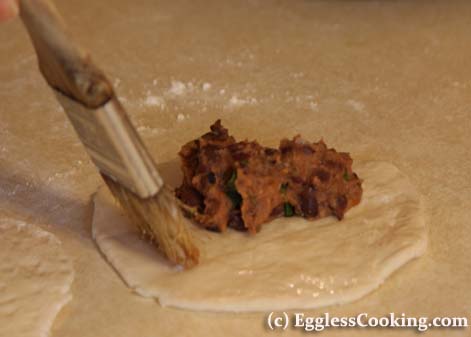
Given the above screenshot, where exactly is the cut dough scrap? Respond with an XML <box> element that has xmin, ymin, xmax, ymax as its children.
<box><xmin>92</xmin><ymin>161</ymin><xmax>427</xmax><ymax>312</ymax></box>
<box><xmin>0</xmin><ymin>219</ymin><xmax>75</xmax><ymax>337</ymax></box>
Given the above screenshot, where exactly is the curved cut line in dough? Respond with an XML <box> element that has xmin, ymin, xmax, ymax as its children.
<box><xmin>0</xmin><ymin>219</ymin><xmax>75</xmax><ymax>337</ymax></box>
<box><xmin>92</xmin><ymin>161</ymin><xmax>427</xmax><ymax>312</ymax></box>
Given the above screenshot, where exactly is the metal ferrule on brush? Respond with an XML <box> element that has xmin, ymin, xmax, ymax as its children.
<box><xmin>56</xmin><ymin>93</ymin><xmax>163</xmax><ymax>198</ymax></box>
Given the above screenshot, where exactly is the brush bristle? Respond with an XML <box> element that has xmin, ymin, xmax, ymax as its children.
<box><xmin>101</xmin><ymin>174</ymin><xmax>200</xmax><ymax>268</ymax></box>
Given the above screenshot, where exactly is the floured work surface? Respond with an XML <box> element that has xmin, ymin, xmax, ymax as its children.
<box><xmin>92</xmin><ymin>161</ymin><xmax>426</xmax><ymax>312</ymax></box>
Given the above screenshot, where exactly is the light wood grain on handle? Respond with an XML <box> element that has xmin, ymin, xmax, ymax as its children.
<box><xmin>19</xmin><ymin>0</ymin><xmax>113</xmax><ymax>108</ymax></box>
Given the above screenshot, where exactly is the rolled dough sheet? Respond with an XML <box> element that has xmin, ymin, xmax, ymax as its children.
<box><xmin>92</xmin><ymin>161</ymin><xmax>426</xmax><ymax>312</ymax></box>
<box><xmin>0</xmin><ymin>219</ymin><xmax>75</xmax><ymax>337</ymax></box>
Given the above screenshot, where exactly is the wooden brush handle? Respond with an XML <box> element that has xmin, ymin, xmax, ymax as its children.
<box><xmin>19</xmin><ymin>0</ymin><xmax>113</xmax><ymax>108</ymax></box>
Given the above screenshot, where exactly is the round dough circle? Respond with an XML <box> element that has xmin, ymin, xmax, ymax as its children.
<box><xmin>0</xmin><ymin>219</ymin><xmax>75</xmax><ymax>337</ymax></box>
<box><xmin>92</xmin><ymin>161</ymin><xmax>426</xmax><ymax>312</ymax></box>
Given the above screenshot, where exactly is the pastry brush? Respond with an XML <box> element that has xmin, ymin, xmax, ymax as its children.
<box><xmin>19</xmin><ymin>0</ymin><xmax>199</xmax><ymax>267</ymax></box>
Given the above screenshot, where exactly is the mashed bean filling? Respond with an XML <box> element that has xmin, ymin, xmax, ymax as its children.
<box><xmin>176</xmin><ymin>120</ymin><xmax>362</xmax><ymax>233</ymax></box>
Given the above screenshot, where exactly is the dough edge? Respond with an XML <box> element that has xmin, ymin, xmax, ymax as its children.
<box><xmin>0</xmin><ymin>219</ymin><xmax>75</xmax><ymax>337</ymax></box>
